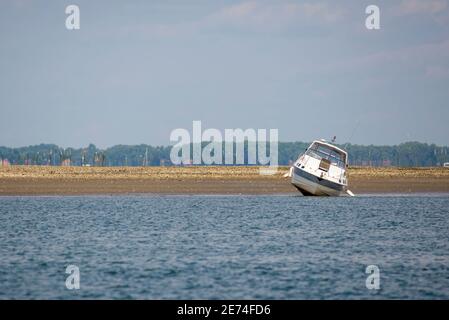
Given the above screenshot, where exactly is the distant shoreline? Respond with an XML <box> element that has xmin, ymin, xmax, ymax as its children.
<box><xmin>1</xmin><ymin>165</ymin><xmax>449</xmax><ymax>196</ymax></box>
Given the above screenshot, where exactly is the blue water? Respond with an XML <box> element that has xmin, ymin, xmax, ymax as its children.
<box><xmin>0</xmin><ymin>194</ymin><xmax>449</xmax><ymax>299</ymax></box>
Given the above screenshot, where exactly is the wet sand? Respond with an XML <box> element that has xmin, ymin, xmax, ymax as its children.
<box><xmin>1</xmin><ymin>165</ymin><xmax>448</xmax><ymax>195</ymax></box>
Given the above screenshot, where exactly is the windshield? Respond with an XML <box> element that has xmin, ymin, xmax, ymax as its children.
<box><xmin>305</xmin><ymin>143</ymin><xmax>346</xmax><ymax>168</ymax></box>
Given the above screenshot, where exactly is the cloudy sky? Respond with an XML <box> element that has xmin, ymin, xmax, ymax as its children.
<box><xmin>1</xmin><ymin>0</ymin><xmax>449</xmax><ymax>148</ymax></box>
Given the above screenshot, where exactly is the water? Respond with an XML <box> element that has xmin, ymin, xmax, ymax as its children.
<box><xmin>0</xmin><ymin>194</ymin><xmax>448</xmax><ymax>299</ymax></box>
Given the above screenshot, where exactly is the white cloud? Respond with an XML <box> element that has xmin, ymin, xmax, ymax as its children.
<box><xmin>321</xmin><ymin>39</ymin><xmax>449</xmax><ymax>83</ymax></box>
<box><xmin>206</xmin><ymin>1</ymin><xmax>346</xmax><ymax>28</ymax></box>
<box><xmin>394</xmin><ymin>0</ymin><xmax>448</xmax><ymax>15</ymax></box>
<box><xmin>3</xmin><ymin>0</ymin><xmax>35</xmax><ymax>9</ymax></box>
<box><xmin>218</xmin><ymin>1</ymin><xmax>259</xmax><ymax>20</ymax></box>
<box><xmin>120</xmin><ymin>1</ymin><xmax>347</xmax><ymax>39</ymax></box>
<box><xmin>425</xmin><ymin>65</ymin><xmax>449</xmax><ymax>78</ymax></box>
<box><xmin>301</xmin><ymin>3</ymin><xmax>345</xmax><ymax>22</ymax></box>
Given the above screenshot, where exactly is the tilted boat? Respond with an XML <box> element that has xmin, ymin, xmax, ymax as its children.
<box><xmin>288</xmin><ymin>139</ymin><xmax>354</xmax><ymax>196</ymax></box>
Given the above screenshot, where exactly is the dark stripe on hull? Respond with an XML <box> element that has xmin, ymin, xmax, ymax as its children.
<box><xmin>293</xmin><ymin>184</ymin><xmax>316</xmax><ymax>196</ymax></box>
<box><xmin>293</xmin><ymin>167</ymin><xmax>345</xmax><ymax>192</ymax></box>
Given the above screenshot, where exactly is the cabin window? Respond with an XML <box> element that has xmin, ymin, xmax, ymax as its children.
<box><xmin>306</xmin><ymin>143</ymin><xmax>346</xmax><ymax>168</ymax></box>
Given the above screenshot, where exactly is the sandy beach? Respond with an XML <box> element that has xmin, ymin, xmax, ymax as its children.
<box><xmin>0</xmin><ymin>165</ymin><xmax>448</xmax><ymax>195</ymax></box>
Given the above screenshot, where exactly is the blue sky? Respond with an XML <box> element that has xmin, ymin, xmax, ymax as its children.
<box><xmin>1</xmin><ymin>0</ymin><xmax>449</xmax><ymax>148</ymax></box>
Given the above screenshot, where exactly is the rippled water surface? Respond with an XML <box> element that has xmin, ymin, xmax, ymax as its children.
<box><xmin>1</xmin><ymin>194</ymin><xmax>448</xmax><ymax>299</ymax></box>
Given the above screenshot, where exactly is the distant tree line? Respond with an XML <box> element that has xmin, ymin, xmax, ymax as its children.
<box><xmin>0</xmin><ymin>141</ymin><xmax>448</xmax><ymax>167</ymax></box>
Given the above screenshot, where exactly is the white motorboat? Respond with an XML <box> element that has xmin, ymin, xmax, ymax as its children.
<box><xmin>289</xmin><ymin>139</ymin><xmax>354</xmax><ymax>196</ymax></box>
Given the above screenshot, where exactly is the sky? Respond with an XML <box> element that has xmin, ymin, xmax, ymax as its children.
<box><xmin>1</xmin><ymin>0</ymin><xmax>449</xmax><ymax>148</ymax></box>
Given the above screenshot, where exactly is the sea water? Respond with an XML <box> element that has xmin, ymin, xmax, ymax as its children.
<box><xmin>0</xmin><ymin>194</ymin><xmax>448</xmax><ymax>299</ymax></box>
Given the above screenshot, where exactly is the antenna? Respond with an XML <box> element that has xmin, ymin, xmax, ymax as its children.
<box><xmin>344</xmin><ymin>120</ymin><xmax>360</xmax><ymax>149</ymax></box>
<box><xmin>144</xmin><ymin>147</ymin><xmax>148</xmax><ymax>166</ymax></box>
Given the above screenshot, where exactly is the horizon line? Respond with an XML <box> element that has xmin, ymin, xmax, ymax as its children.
<box><xmin>1</xmin><ymin>140</ymin><xmax>449</xmax><ymax>150</ymax></box>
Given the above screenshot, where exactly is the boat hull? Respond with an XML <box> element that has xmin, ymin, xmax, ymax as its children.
<box><xmin>291</xmin><ymin>166</ymin><xmax>346</xmax><ymax>196</ymax></box>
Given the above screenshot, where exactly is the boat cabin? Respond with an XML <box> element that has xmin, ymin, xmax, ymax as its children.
<box><xmin>304</xmin><ymin>141</ymin><xmax>348</xmax><ymax>170</ymax></box>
